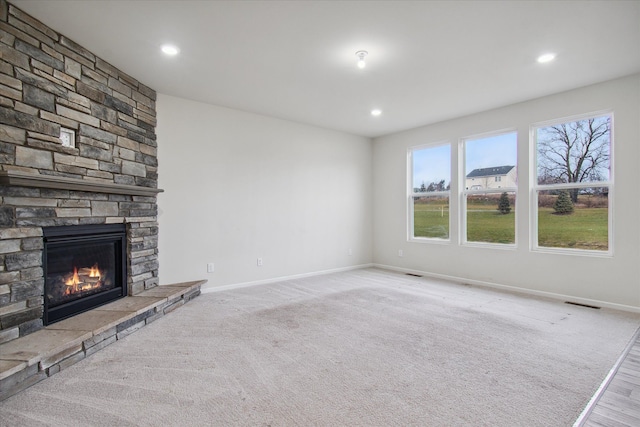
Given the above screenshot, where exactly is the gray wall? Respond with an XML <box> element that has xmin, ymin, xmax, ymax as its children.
<box><xmin>157</xmin><ymin>94</ymin><xmax>373</xmax><ymax>288</ymax></box>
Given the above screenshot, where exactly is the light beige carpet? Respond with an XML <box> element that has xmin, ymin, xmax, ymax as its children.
<box><xmin>2</xmin><ymin>268</ymin><xmax>639</xmax><ymax>426</ymax></box>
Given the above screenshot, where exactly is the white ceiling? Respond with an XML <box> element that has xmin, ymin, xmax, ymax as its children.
<box><xmin>11</xmin><ymin>0</ymin><xmax>640</xmax><ymax>138</ymax></box>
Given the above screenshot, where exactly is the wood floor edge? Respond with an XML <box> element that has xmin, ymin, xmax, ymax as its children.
<box><xmin>573</xmin><ymin>325</ymin><xmax>640</xmax><ymax>426</ymax></box>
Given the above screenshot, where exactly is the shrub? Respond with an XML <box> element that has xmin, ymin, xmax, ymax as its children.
<box><xmin>553</xmin><ymin>190</ymin><xmax>574</xmax><ymax>214</ymax></box>
<box><xmin>580</xmin><ymin>194</ymin><xmax>608</xmax><ymax>208</ymax></box>
<box><xmin>538</xmin><ymin>194</ymin><xmax>556</xmax><ymax>208</ymax></box>
<box><xmin>497</xmin><ymin>192</ymin><xmax>511</xmax><ymax>214</ymax></box>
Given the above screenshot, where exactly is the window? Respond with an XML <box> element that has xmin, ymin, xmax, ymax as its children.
<box><xmin>533</xmin><ymin>113</ymin><xmax>612</xmax><ymax>253</ymax></box>
<box><xmin>409</xmin><ymin>143</ymin><xmax>451</xmax><ymax>240</ymax></box>
<box><xmin>463</xmin><ymin>132</ymin><xmax>517</xmax><ymax>245</ymax></box>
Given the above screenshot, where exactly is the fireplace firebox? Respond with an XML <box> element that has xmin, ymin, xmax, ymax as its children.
<box><xmin>43</xmin><ymin>224</ymin><xmax>127</xmax><ymax>325</ymax></box>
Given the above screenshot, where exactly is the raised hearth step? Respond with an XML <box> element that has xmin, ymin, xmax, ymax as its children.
<box><xmin>0</xmin><ymin>280</ymin><xmax>205</xmax><ymax>401</ymax></box>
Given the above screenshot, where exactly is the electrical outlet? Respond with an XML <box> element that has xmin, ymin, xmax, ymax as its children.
<box><xmin>207</xmin><ymin>263</ymin><xmax>215</xmax><ymax>273</ymax></box>
<box><xmin>257</xmin><ymin>258</ymin><xmax>263</xmax><ymax>266</ymax></box>
<box><xmin>398</xmin><ymin>249</ymin><xmax>404</xmax><ymax>257</ymax></box>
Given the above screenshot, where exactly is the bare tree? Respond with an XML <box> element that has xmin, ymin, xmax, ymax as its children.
<box><xmin>424</xmin><ymin>179</ymin><xmax>447</xmax><ymax>192</ymax></box>
<box><xmin>537</xmin><ymin>117</ymin><xmax>610</xmax><ymax>202</ymax></box>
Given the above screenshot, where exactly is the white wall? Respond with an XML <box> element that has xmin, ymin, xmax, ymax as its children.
<box><xmin>373</xmin><ymin>74</ymin><xmax>640</xmax><ymax>309</ymax></box>
<box><xmin>157</xmin><ymin>94</ymin><xmax>372</xmax><ymax>288</ymax></box>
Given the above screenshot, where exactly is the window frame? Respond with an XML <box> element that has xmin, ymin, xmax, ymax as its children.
<box><xmin>530</xmin><ymin>110</ymin><xmax>614</xmax><ymax>256</ymax></box>
<box><xmin>460</xmin><ymin>129</ymin><xmax>518</xmax><ymax>248</ymax></box>
<box><xmin>407</xmin><ymin>142</ymin><xmax>452</xmax><ymax>243</ymax></box>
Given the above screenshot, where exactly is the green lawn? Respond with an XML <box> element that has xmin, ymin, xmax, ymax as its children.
<box><xmin>538</xmin><ymin>207</ymin><xmax>608</xmax><ymax>250</ymax></box>
<box><xmin>414</xmin><ymin>200</ymin><xmax>608</xmax><ymax>250</ymax></box>
<box><xmin>467</xmin><ymin>209</ymin><xmax>515</xmax><ymax>244</ymax></box>
<box><xmin>413</xmin><ymin>201</ymin><xmax>449</xmax><ymax>239</ymax></box>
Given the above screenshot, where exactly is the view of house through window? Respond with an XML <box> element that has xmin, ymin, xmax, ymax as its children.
<box><xmin>410</xmin><ymin>144</ymin><xmax>451</xmax><ymax>239</ymax></box>
<box><xmin>408</xmin><ymin>115</ymin><xmax>611</xmax><ymax>252</ymax></box>
<box><xmin>463</xmin><ymin>132</ymin><xmax>518</xmax><ymax>244</ymax></box>
<box><xmin>534</xmin><ymin>114</ymin><xmax>611</xmax><ymax>252</ymax></box>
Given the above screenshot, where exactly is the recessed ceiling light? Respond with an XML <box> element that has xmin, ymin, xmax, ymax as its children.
<box><xmin>371</xmin><ymin>109</ymin><xmax>382</xmax><ymax>117</ymax></box>
<box><xmin>537</xmin><ymin>53</ymin><xmax>556</xmax><ymax>63</ymax></box>
<box><xmin>161</xmin><ymin>44</ymin><xmax>180</xmax><ymax>56</ymax></box>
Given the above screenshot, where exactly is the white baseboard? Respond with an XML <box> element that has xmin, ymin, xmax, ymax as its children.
<box><xmin>199</xmin><ymin>262</ymin><xmax>639</xmax><ymax>313</ymax></box>
<box><xmin>200</xmin><ymin>263</ymin><xmax>375</xmax><ymax>294</ymax></box>
<box><xmin>372</xmin><ymin>263</ymin><xmax>640</xmax><ymax>313</ymax></box>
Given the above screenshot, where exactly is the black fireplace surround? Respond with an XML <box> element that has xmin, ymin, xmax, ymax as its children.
<box><xmin>43</xmin><ymin>224</ymin><xmax>127</xmax><ymax>325</ymax></box>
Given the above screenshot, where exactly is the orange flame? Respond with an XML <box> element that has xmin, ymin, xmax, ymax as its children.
<box><xmin>89</xmin><ymin>264</ymin><xmax>100</xmax><ymax>278</ymax></box>
<box><xmin>66</xmin><ymin>267</ymin><xmax>81</xmax><ymax>286</ymax></box>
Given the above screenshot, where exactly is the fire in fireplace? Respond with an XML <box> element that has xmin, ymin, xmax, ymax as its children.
<box><xmin>43</xmin><ymin>224</ymin><xmax>127</xmax><ymax>325</ymax></box>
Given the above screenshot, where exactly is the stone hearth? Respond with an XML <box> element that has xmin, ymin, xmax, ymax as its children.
<box><xmin>0</xmin><ymin>279</ymin><xmax>204</xmax><ymax>401</ymax></box>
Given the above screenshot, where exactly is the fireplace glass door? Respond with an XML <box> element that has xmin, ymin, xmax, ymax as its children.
<box><xmin>43</xmin><ymin>224</ymin><xmax>126</xmax><ymax>324</ymax></box>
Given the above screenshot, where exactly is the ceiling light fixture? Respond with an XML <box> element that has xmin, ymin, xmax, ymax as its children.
<box><xmin>161</xmin><ymin>44</ymin><xmax>180</xmax><ymax>56</ymax></box>
<box><xmin>371</xmin><ymin>109</ymin><xmax>382</xmax><ymax>117</ymax></box>
<box><xmin>537</xmin><ymin>53</ymin><xmax>556</xmax><ymax>63</ymax></box>
<box><xmin>356</xmin><ymin>50</ymin><xmax>368</xmax><ymax>69</ymax></box>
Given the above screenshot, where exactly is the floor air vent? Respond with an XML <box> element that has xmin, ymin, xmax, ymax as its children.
<box><xmin>405</xmin><ymin>273</ymin><xmax>423</xmax><ymax>277</ymax></box>
<box><xmin>565</xmin><ymin>301</ymin><xmax>601</xmax><ymax>309</ymax></box>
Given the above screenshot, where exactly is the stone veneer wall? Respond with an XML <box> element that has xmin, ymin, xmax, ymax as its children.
<box><xmin>0</xmin><ymin>0</ymin><xmax>161</xmax><ymax>344</ymax></box>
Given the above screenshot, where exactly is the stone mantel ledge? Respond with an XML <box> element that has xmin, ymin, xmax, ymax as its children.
<box><xmin>0</xmin><ymin>170</ymin><xmax>164</xmax><ymax>197</ymax></box>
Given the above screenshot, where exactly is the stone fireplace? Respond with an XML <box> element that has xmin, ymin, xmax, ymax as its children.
<box><xmin>43</xmin><ymin>223</ymin><xmax>127</xmax><ymax>324</ymax></box>
<box><xmin>0</xmin><ymin>0</ymin><xmax>162</xmax><ymax>344</ymax></box>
